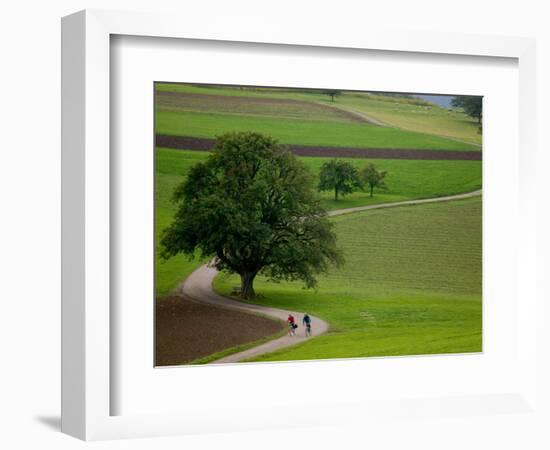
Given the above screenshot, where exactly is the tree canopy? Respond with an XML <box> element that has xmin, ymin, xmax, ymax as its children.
<box><xmin>360</xmin><ymin>163</ymin><xmax>387</xmax><ymax>197</ymax></box>
<box><xmin>451</xmin><ymin>96</ymin><xmax>483</xmax><ymax>124</ymax></box>
<box><xmin>318</xmin><ymin>159</ymin><xmax>362</xmax><ymax>201</ymax></box>
<box><xmin>322</xmin><ymin>90</ymin><xmax>341</xmax><ymax>102</ymax></box>
<box><xmin>161</xmin><ymin>132</ymin><xmax>343</xmax><ymax>299</ymax></box>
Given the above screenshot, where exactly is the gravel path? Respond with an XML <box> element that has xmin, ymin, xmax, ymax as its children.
<box><xmin>176</xmin><ymin>189</ymin><xmax>482</xmax><ymax>364</ymax></box>
<box><xmin>328</xmin><ymin>189</ymin><xmax>482</xmax><ymax>217</ymax></box>
<box><xmin>176</xmin><ymin>264</ymin><xmax>329</xmax><ymax>364</ymax></box>
<box><xmin>318</xmin><ymin>102</ymin><xmax>388</xmax><ymax>126</ymax></box>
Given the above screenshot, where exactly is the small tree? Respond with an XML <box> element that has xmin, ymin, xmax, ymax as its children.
<box><xmin>323</xmin><ymin>90</ymin><xmax>341</xmax><ymax>102</ymax></box>
<box><xmin>360</xmin><ymin>163</ymin><xmax>387</xmax><ymax>197</ymax></box>
<box><xmin>318</xmin><ymin>160</ymin><xmax>362</xmax><ymax>201</ymax></box>
<box><xmin>161</xmin><ymin>132</ymin><xmax>343</xmax><ymax>299</ymax></box>
<box><xmin>451</xmin><ymin>96</ymin><xmax>483</xmax><ymax>124</ymax></box>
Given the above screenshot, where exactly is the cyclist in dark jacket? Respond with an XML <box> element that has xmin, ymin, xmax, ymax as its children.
<box><xmin>303</xmin><ymin>313</ymin><xmax>312</xmax><ymax>337</ymax></box>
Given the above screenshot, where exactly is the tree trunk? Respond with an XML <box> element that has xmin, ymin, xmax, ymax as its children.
<box><xmin>240</xmin><ymin>271</ymin><xmax>257</xmax><ymax>299</ymax></box>
<box><xmin>334</xmin><ymin>187</ymin><xmax>339</xmax><ymax>201</ymax></box>
<box><xmin>370</xmin><ymin>184</ymin><xmax>374</xmax><ymax>197</ymax></box>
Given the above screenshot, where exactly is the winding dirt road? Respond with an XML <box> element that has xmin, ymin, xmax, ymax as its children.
<box><xmin>318</xmin><ymin>101</ymin><xmax>388</xmax><ymax>126</ymax></box>
<box><xmin>176</xmin><ymin>264</ymin><xmax>329</xmax><ymax>364</ymax></box>
<box><xmin>177</xmin><ymin>189</ymin><xmax>482</xmax><ymax>364</ymax></box>
<box><xmin>327</xmin><ymin>189</ymin><xmax>482</xmax><ymax>217</ymax></box>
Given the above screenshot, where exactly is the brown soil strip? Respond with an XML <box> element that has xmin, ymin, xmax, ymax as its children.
<box><xmin>156</xmin><ymin>91</ymin><xmax>366</xmax><ymax>123</ymax></box>
<box><xmin>156</xmin><ymin>135</ymin><xmax>482</xmax><ymax>161</ymax></box>
<box><xmin>155</xmin><ymin>295</ymin><xmax>284</xmax><ymax>366</ymax></box>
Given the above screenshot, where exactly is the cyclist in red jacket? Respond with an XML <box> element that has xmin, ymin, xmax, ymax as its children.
<box><xmin>287</xmin><ymin>314</ymin><xmax>297</xmax><ymax>336</ymax></box>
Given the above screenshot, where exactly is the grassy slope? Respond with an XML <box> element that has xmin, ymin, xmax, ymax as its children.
<box><xmin>156</xmin><ymin>109</ymin><xmax>478</xmax><ymax>151</ymax></box>
<box><xmin>155</xmin><ymin>83</ymin><xmax>481</xmax><ymax>146</ymax></box>
<box><xmin>155</xmin><ymin>148</ymin><xmax>482</xmax><ymax>295</ymax></box>
<box><xmin>213</xmin><ymin>196</ymin><xmax>482</xmax><ymax>361</ymax></box>
<box><xmin>155</xmin><ymin>83</ymin><xmax>332</xmax><ymax>100</ymax></box>
<box><xmin>304</xmin><ymin>155</ymin><xmax>481</xmax><ymax>210</ymax></box>
<box><xmin>336</xmin><ymin>95</ymin><xmax>482</xmax><ymax>146</ymax></box>
<box><xmin>157</xmin><ymin>83</ymin><xmax>434</xmax><ymax>105</ymax></box>
<box><xmin>156</xmin><ymin>92</ymin><xmax>355</xmax><ymax>123</ymax></box>
<box><xmin>155</xmin><ymin>150</ymin><xmax>208</xmax><ymax>296</ymax></box>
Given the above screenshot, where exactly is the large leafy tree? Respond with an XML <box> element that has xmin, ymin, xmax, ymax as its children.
<box><xmin>161</xmin><ymin>132</ymin><xmax>343</xmax><ymax>299</ymax></box>
<box><xmin>360</xmin><ymin>163</ymin><xmax>387</xmax><ymax>197</ymax></box>
<box><xmin>318</xmin><ymin>159</ymin><xmax>362</xmax><ymax>201</ymax></box>
<box><xmin>451</xmin><ymin>95</ymin><xmax>483</xmax><ymax>124</ymax></box>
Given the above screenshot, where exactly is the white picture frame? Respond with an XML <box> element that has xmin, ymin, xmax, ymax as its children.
<box><xmin>61</xmin><ymin>9</ymin><xmax>538</xmax><ymax>441</ymax></box>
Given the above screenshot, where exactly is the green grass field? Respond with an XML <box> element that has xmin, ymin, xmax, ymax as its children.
<box><xmin>157</xmin><ymin>83</ymin><xmax>441</xmax><ymax>106</ymax></box>
<box><xmin>156</xmin><ymin>83</ymin><xmax>349</xmax><ymax>101</ymax></box>
<box><xmin>213</xmin><ymin>196</ymin><xmax>482</xmax><ymax>361</ymax></box>
<box><xmin>155</xmin><ymin>83</ymin><xmax>482</xmax><ymax>147</ymax></box>
<box><xmin>155</xmin><ymin>150</ymin><xmax>208</xmax><ymax>295</ymax></box>
<box><xmin>336</xmin><ymin>95</ymin><xmax>482</xmax><ymax>146</ymax></box>
<box><xmin>156</xmin><ymin>109</ymin><xmax>478</xmax><ymax>151</ymax></box>
<box><xmin>155</xmin><ymin>148</ymin><xmax>482</xmax><ymax>296</ymax></box>
<box><xmin>303</xmin><ymin>155</ymin><xmax>481</xmax><ymax>210</ymax></box>
<box><xmin>156</xmin><ymin>91</ymin><xmax>357</xmax><ymax>123</ymax></box>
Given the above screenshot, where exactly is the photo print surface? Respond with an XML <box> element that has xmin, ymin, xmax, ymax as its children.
<box><xmin>154</xmin><ymin>83</ymin><xmax>482</xmax><ymax>367</ymax></box>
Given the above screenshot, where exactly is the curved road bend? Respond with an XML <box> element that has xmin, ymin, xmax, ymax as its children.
<box><xmin>177</xmin><ymin>264</ymin><xmax>329</xmax><ymax>364</ymax></box>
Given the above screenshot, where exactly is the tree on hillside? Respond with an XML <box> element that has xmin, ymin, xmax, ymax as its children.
<box><xmin>360</xmin><ymin>163</ymin><xmax>387</xmax><ymax>197</ymax></box>
<box><xmin>451</xmin><ymin>96</ymin><xmax>483</xmax><ymax>124</ymax></box>
<box><xmin>318</xmin><ymin>159</ymin><xmax>363</xmax><ymax>201</ymax></box>
<box><xmin>161</xmin><ymin>132</ymin><xmax>343</xmax><ymax>300</ymax></box>
<box><xmin>323</xmin><ymin>90</ymin><xmax>341</xmax><ymax>102</ymax></box>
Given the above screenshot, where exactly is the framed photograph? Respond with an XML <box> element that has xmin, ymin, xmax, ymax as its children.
<box><xmin>61</xmin><ymin>9</ymin><xmax>538</xmax><ymax>441</ymax></box>
<box><xmin>152</xmin><ymin>80</ymin><xmax>483</xmax><ymax>368</ymax></box>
